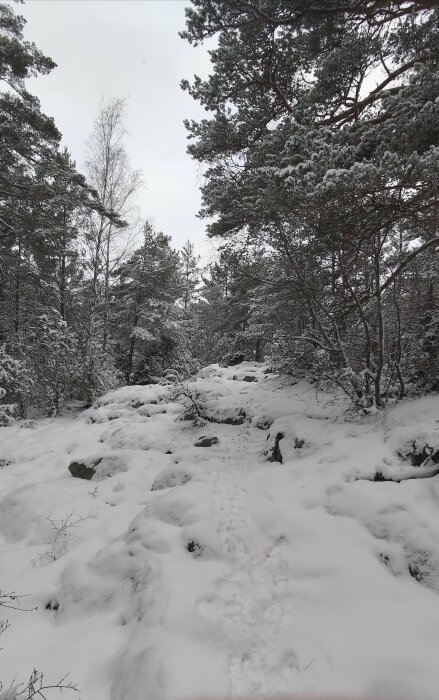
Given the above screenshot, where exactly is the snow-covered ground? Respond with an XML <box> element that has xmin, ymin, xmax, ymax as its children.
<box><xmin>1</xmin><ymin>363</ymin><xmax>439</xmax><ymax>700</ymax></box>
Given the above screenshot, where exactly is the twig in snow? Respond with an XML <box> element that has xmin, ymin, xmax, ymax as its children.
<box><xmin>34</xmin><ymin>509</ymin><xmax>98</xmax><ymax>564</ymax></box>
<box><xmin>0</xmin><ymin>669</ymin><xmax>80</xmax><ymax>700</ymax></box>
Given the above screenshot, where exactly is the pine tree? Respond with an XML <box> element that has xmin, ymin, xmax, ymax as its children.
<box><xmin>0</xmin><ymin>344</ymin><xmax>32</xmax><ymax>423</ymax></box>
<box><xmin>180</xmin><ymin>240</ymin><xmax>200</xmax><ymax>311</ymax></box>
<box><xmin>0</xmin><ymin>2</ymin><xmax>125</xmax><ymax>416</ymax></box>
<box><xmin>111</xmin><ymin>222</ymin><xmax>189</xmax><ymax>384</ymax></box>
<box><xmin>182</xmin><ymin>0</ymin><xmax>439</xmax><ymax>407</ymax></box>
<box><xmin>191</xmin><ymin>247</ymin><xmax>266</xmax><ymax>365</ymax></box>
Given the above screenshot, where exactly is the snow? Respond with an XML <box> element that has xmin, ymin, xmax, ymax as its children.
<box><xmin>1</xmin><ymin>363</ymin><xmax>439</xmax><ymax>699</ymax></box>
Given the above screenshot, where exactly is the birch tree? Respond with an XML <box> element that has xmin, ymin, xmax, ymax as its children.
<box><xmin>85</xmin><ymin>98</ymin><xmax>142</xmax><ymax>349</ymax></box>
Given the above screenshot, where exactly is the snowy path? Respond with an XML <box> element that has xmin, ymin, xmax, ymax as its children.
<box><xmin>196</xmin><ymin>427</ymin><xmax>296</xmax><ymax>696</ymax></box>
<box><xmin>2</xmin><ymin>363</ymin><xmax>439</xmax><ymax>700</ymax></box>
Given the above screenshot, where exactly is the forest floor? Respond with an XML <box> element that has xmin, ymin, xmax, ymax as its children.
<box><xmin>1</xmin><ymin>363</ymin><xmax>439</xmax><ymax>700</ymax></box>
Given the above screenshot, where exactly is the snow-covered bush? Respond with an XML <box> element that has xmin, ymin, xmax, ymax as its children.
<box><xmin>77</xmin><ymin>332</ymin><xmax>120</xmax><ymax>407</ymax></box>
<box><xmin>168</xmin><ymin>381</ymin><xmax>207</xmax><ymax>425</ymax></box>
<box><xmin>0</xmin><ymin>345</ymin><xmax>33</xmax><ymax>424</ymax></box>
<box><xmin>26</xmin><ymin>316</ymin><xmax>79</xmax><ymax>416</ymax></box>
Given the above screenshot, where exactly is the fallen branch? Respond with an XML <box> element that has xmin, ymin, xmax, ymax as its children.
<box><xmin>371</xmin><ymin>465</ymin><xmax>439</xmax><ymax>483</ymax></box>
<box><xmin>0</xmin><ymin>590</ymin><xmax>36</xmax><ymax>613</ymax></box>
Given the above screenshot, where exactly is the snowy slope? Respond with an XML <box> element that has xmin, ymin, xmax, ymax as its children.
<box><xmin>1</xmin><ymin>363</ymin><xmax>439</xmax><ymax>700</ymax></box>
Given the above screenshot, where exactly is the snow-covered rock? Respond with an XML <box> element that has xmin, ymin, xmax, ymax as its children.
<box><xmin>194</xmin><ymin>435</ymin><xmax>219</xmax><ymax>447</ymax></box>
<box><xmin>151</xmin><ymin>467</ymin><xmax>192</xmax><ymax>491</ymax></box>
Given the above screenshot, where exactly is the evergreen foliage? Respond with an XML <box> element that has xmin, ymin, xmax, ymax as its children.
<box><xmin>111</xmin><ymin>223</ymin><xmax>195</xmax><ymax>384</ymax></box>
<box><xmin>182</xmin><ymin>0</ymin><xmax>439</xmax><ymax>408</ymax></box>
<box><xmin>3</xmin><ymin>0</ymin><xmax>439</xmax><ymax>419</ymax></box>
<box><xmin>0</xmin><ymin>2</ymin><xmax>196</xmax><ymax>419</ymax></box>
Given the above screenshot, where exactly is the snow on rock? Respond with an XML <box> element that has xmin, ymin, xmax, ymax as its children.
<box><xmin>253</xmin><ymin>415</ymin><xmax>273</xmax><ymax>430</ymax></box>
<box><xmin>194</xmin><ymin>435</ymin><xmax>219</xmax><ymax>447</ymax></box>
<box><xmin>206</xmin><ymin>406</ymin><xmax>249</xmax><ymax>425</ymax></box>
<box><xmin>69</xmin><ymin>457</ymin><xmax>101</xmax><ymax>480</ymax></box>
<box><xmin>2</xmin><ymin>364</ymin><xmax>439</xmax><ymax>699</ymax></box>
<box><xmin>219</xmin><ymin>352</ymin><xmax>245</xmax><ymax>367</ymax></box>
<box><xmin>151</xmin><ymin>467</ymin><xmax>192</xmax><ymax>491</ymax></box>
<box><xmin>68</xmin><ymin>455</ymin><xmax>129</xmax><ymax>481</ymax></box>
<box><xmin>93</xmin><ymin>455</ymin><xmax>129</xmax><ymax>480</ymax></box>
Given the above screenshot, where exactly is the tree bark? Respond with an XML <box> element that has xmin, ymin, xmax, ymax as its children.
<box><xmin>14</xmin><ymin>234</ymin><xmax>21</xmax><ymax>333</ymax></box>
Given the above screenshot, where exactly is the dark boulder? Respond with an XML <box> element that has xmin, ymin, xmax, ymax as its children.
<box><xmin>220</xmin><ymin>352</ymin><xmax>245</xmax><ymax>367</ymax></box>
<box><xmin>68</xmin><ymin>458</ymin><xmax>102</xmax><ymax>480</ymax></box>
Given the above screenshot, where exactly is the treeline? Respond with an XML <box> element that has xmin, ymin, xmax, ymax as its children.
<box><xmin>180</xmin><ymin>0</ymin><xmax>439</xmax><ymax>411</ymax></box>
<box><xmin>0</xmin><ymin>2</ymin><xmax>202</xmax><ymax>422</ymax></box>
<box><xmin>2</xmin><ymin>1</ymin><xmax>439</xmax><ymax>421</ymax></box>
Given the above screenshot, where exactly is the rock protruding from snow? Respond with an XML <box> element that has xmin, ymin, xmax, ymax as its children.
<box><xmin>68</xmin><ymin>458</ymin><xmax>101</xmax><ymax>480</ymax></box>
<box><xmin>397</xmin><ymin>438</ymin><xmax>439</xmax><ymax>467</ymax></box>
<box><xmin>68</xmin><ymin>455</ymin><xmax>127</xmax><ymax>481</ymax></box>
<box><xmin>206</xmin><ymin>408</ymin><xmax>247</xmax><ymax>425</ymax></box>
<box><xmin>220</xmin><ymin>352</ymin><xmax>245</xmax><ymax>367</ymax></box>
<box><xmin>151</xmin><ymin>467</ymin><xmax>192</xmax><ymax>491</ymax></box>
<box><xmin>93</xmin><ymin>455</ymin><xmax>128</xmax><ymax>480</ymax></box>
<box><xmin>195</xmin><ymin>436</ymin><xmax>219</xmax><ymax>448</ymax></box>
<box><xmin>267</xmin><ymin>432</ymin><xmax>284</xmax><ymax>463</ymax></box>
<box><xmin>254</xmin><ymin>417</ymin><xmax>273</xmax><ymax>430</ymax></box>
<box><xmin>186</xmin><ymin>540</ymin><xmax>204</xmax><ymax>557</ymax></box>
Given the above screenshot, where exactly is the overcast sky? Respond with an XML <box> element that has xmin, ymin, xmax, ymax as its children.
<box><xmin>22</xmin><ymin>0</ymin><xmax>216</xmax><ymax>258</ymax></box>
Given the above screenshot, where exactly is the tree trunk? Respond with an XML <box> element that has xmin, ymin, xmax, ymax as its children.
<box><xmin>14</xmin><ymin>234</ymin><xmax>21</xmax><ymax>333</ymax></box>
<box><xmin>102</xmin><ymin>223</ymin><xmax>113</xmax><ymax>351</ymax></box>
<box><xmin>59</xmin><ymin>205</ymin><xmax>67</xmax><ymax>321</ymax></box>
<box><xmin>393</xmin><ymin>272</ymin><xmax>405</xmax><ymax>401</ymax></box>
<box><xmin>126</xmin><ymin>334</ymin><xmax>136</xmax><ymax>385</ymax></box>
<box><xmin>373</xmin><ymin>237</ymin><xmax>384</xmax><ymax>408</ymax></box>
<box><xmin>126</xmin><ymin>296</ymin><xmax>141</xmax><ymax>384</ymax></box>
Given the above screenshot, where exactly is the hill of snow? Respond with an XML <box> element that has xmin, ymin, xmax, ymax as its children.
<box><xmin>1</xmin><ymin>363</ymin><xmax>439</xmax><ymax>700</ymax></box>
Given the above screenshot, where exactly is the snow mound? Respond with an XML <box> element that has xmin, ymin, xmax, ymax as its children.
<box><xmin>151</xmin><ymin>467</ymin><xmax>192</xmax><ymax>491</ymax></box>
<box><xmin>94</xmin><ymin>454</ymin><xmax>129</xmax><ymax>480</ymax></box>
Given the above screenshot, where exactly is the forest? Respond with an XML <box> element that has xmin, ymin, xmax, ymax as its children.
<box><xmin>1</xmin><ymin>0</ymin><xmax>438</xmax><ymax>421</ymax></box>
